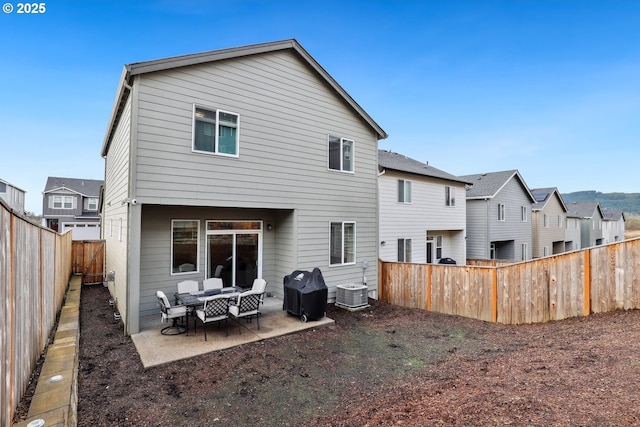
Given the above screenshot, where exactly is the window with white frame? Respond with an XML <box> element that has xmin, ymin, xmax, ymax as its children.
<box><xmin>328</xmin><ymin>135</ymin><xmax>354</xmax><ymax>172</ymax></box>
<box><xmin>521</xmin><ymin>206</ymin><xmax>527</xmax><ymax>222</ymax></box>
<box><xmin>558</xmin><ymin>215</ymin><xmax>563</xmax><ymax>227</ymax></box>
<box><xmin>398</xmin><ymin>179</ymin><xmax>412</xmax><ymax>203</ymax></box>
<box><xmin>436</xmin><ymin>235</ymin><xmax>443</xmax><ymax>259</ymax></box>
<box><xmin>397</xmin><ymin>238</ymin><xmax>412</xmax><ymax>262</ymax></box>
<box><xmin>87</xmin><ymin>198</ymin><xmax>98</xmax><ymax>211</ymax></box>
<box><xmin>498</xmin><ymin>204</ymin><xmax>505</xmax><ymax>221</ymax></box>
<box><xmin>445</xmin><ymin>186</ymin><xmax>455</xmax><ymax>207</ymax></box>
<box><xmin>52</xmin><ymin>195</ymin><xmax>74</xmax><ymax>209</ymax></box>
<box><xmin>543</xmin><ymin>246</ymin><xmax>548</xmax><ymax>257</ymax></box>
<box><xmin>521</xmin><ymin>243</ymin><xmax>528</xmax><ymax>261</ymax></box>
<box><xmin>172</xmin><ymin>220</ymin><xmax>200</xmax><ymax>274</ymax></box>
<box><xmin>544</xmin><ymin>214</ymin><xmax>549</xmax><ymax>227</ymax></box>
<box><xmin>330</xmin><ymin>221</ymin><xmax>355</xmax><ymax>265</ymax></box>
<box><xmin>193</xmin><ymin>105</ymin><xmax>239</xmax><ymax>156</ymax></box>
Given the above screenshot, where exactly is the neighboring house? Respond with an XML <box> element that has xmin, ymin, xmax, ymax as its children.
<box><xmin>42</xmin><ymin>177</ymin><xmax>103</xmax><ymax>240</ymax></box>
<box><xmin>378</xmin><ymin>149</ymin><xmax>470</xmax><ymax>265</ymax></box>
<box><xmin>602</xmin><ymin>208</ymin><xmax>626</xmax><ymax>243</ymax></box>
<box><xmin>459</xmin><ymin>170</ymin><xmax>536</xmax><ymax>261</ymax></box>
<box><xmin>565</xmin><ymin>201</ymin><xmax>605</xmax><ymax>249</ymax></box>
<box><xmin>0</xmin><ymin>178</ymin><xmax>25</xmax><ymax>214</ymax></box>
<box><xmin>530</xmin><ymin>187</ymin><xmax>568</xmax><ymax>258</ymax></box>
<box><xmin>564</xmin><ymin>213</ymin><xmax>582</xmax><ymax>252</ymax></box>
<box><xmin>99</xmin><ymin>39</ymin><xmax>387</xmax><ymax>334</ymax></box>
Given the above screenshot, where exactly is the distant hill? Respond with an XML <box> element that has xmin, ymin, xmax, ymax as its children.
<box><xmin>562</xmin><ymin>191</ymin><xmax>640</xmax><ymax>215</ymax></box>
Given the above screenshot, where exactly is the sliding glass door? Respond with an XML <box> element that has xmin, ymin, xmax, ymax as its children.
<box><xmin>206</xmin><ymin>221</ymin><xmax>261</xmax><ymax>288</ymax></box>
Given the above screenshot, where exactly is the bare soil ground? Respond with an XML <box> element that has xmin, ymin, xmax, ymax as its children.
<box><xmin>16</xmin><ymin>284</ymin><xmax>640</xmax><ymax>426</ymax></box>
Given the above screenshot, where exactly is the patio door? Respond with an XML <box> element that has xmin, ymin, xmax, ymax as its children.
<box><xmin>206</xmin><ymin>221</ymin><xmax>262</xmax><ymax>288</ymax></box>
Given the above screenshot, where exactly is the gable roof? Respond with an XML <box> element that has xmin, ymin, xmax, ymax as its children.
<box><xmin>378</xmin><ymin>150</ymin><xmax>472</xmax><ymax>185</ymax></box>
<box><xmin>101</xmin><ymin>39</ymin><xmax>387</xmax><ymax>157</ymax></box>
<box><xmin>530</xmin><ymin>187</ymin><xmax>568</xmax><ymax>212</ymax></box>
<box><xmin>602</xmin><ymin>208</ymin><xmax>626</xmax><ymax>222</ymax></box>
<box><xmin>565</xmin><ymin>201</ymin><xmax>604</xmax><ymax>219</ymax></box>
<box><xmin>44</xmin><ymin>177</ymin><xmax>103</xmax><ymax>197</ymax></box>
<box><xmin>459</xmin><ymin>170</ymin><xmax>536</xmax><ymax>202</ymax></box>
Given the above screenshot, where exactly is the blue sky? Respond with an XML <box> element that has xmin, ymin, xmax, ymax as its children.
<box><xmin>1</xmin><ymin>0</ymin><xmax>639</xmax><ymax>214</ymax></box>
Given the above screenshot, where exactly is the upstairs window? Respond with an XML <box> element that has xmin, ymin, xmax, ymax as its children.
<box><xmin>445</xmin><ymin>186</ymin><xmax>455</xmax><ymax>207</ymax></box>
<box><xmin>330</xmin><ymin>221</ymin><xmax>355</xmax><ymax>265</ymax></box>
<box><xmin>87</xmin><ymin>198</ymin><xmax>98</xmax><ymax>211</ymax></box>
<box><xmin>521</xmin><ymin>206</ymin><xmax>527</xmax><ymax>222</ymax></box>
<box><xmin>544</xmin><ymin>214</ymin><xmax>549</xmax><ymax>228</ymax></box>
<box><xmin>498</xmin><ymin>204</ymin><xmax>505</xmax><ymax>221</ymax></box>
<box><xmin>328</xmin><ymin>135</ymin><xmax>354</xmax><ymax>172</ymax></box>
<box><xmin>193</xmin><ymin>105</ymin><xmax>239</xmax><ymax>156</ymax></box>
<box><xmin>52</xmin><ymin>195</ymin><xmax>74</xmax><ymax>209</ymax></box>
<box><xmin>398</xmin><ymin>179</ymin><xmax>412</xmax><ymax>203</ymax></box>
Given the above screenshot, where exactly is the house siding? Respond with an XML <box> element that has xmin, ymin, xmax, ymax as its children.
<box><xmin>466</xmin><ymin>177</ymin><xmax>533</xmax><ymax>261</ymax></box>
<box><xmin>564</xmin><ymin>217</ymin><xmax>581</xmax><ymax>251</ymax></box>
<box><xmin>466</xmin><ymin>199</ymin><xmax>489</xmax><ymax>259</ymax></box>
<box><xmin>0</xmin><ymin>181</ymin><xmax>25</xmax><ymax>214</ymax></box>
<box><xmin>105</xmin><ymin>48</ymin><xmax>381</xmax><ymax>329</ymax></box>
<box><xmin>532</xmin><ymin>195</ymin><xmax>566</xmax><ymax>258</ymax></box>
<box><xmin>379</xmin><ymin>171</ymin><xmax>466</xmax><ymax>264</ymax></box>
<box><xmin>102</xmin><ymin>94</ymin><xmax>132</xmax><ymax>327</ymax></box>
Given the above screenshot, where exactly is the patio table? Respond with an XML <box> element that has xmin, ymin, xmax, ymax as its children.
<box><xmin>174</xmin><ymin>287</ymin><xmax>243</xmax><ymax>334</ymax></box>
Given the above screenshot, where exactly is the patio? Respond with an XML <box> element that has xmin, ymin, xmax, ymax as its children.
<box><xmin>131</xmin><ymin>295</ymin><xmax>335</xmax><ymax>368</ymax></box>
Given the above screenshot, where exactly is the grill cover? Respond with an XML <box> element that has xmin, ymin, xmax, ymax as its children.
<box><xmin>283</xmin><ymin>268</ymin><xmax>328</xmax><ymax>320</ymax></box>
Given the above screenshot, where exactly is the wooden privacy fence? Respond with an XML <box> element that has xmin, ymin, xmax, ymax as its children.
<box><xmin>0</xmin><ymin>201</ymin><xmax>72</xmax><ymax>426</ymax></box>
<box><xmin>72</xmin><ymin>240</ymin><xmax>105</xmax><ymax>284</ymax></box>
<box><xmin>379</xmin><ymin>238</ymin><xmax>640</xmax><ymax>325</ymax></box>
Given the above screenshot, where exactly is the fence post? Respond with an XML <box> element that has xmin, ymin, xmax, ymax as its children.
<box><xmin>492</xmin><ymin>268</ymin><xmax>498</xmax><ymax>323</ymax></box>
<box><xmin>426</xmin><ymin>264</ymin><xmax>432</xmax><ymax>311</ymax></box>
<box><xmin>583</xmin><ymin>249</ymin><xmax>591</xmax><ymax>316</ymax></box>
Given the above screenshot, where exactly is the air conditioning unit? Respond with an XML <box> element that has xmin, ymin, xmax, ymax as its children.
<box><xmin>336</xmin><ymin>283</ymin><xmax>369</xmax><ymax>310</ymax></box>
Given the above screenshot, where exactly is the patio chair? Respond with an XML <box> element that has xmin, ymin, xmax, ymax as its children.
<box><xmin>177</xmin><ymin>280</ymin><xmax>199</xmax><ymax>294</ymax></box>
<box><xmin>251</xmin><ymin>278</ymin><xmax>268</xmax><ymax>304</ymax></box>
<box><xmin>156</xmin><ymin>290</ymin><xmax>188</xmax><ymax>335</ymax></box>
<box><xmin>196</xmin><ymin>294</ymin><xmax>231</xmax><ymax>341</ymax></box>
<box><xmin>229</xmin><ymin>290</ymin><xmax>263</xmax><ymax>334</ymax></box>
<box><xmin>203</xmin><ymin>277</ymin><xmax>223</xmax><ymax>291</ymax></box>
<box><xmin>251</xmin><ymin>278</ymin><xmax>267</xmax><ymax>293</ymax></box>
<box><xmin>213</xmin><ymin>264</ymin><xmax>224</xmax><ymax>278</ymax></box>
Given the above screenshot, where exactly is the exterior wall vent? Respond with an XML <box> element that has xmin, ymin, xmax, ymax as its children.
<box><xmin>336</xmin><ymin>283</ymin><xmax>370</xmax><ymax>311</ymax></box>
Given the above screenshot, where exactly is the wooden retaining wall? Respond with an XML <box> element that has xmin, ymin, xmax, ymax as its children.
<box><xmin>379</xmin><ymin>238</ymin><xmax>640</xmax><ymax>325</ymax></box>
<box><xmin>0</xmin><ymin>201</ymin><xmax>72</xmax><ymax>426</ymax></box>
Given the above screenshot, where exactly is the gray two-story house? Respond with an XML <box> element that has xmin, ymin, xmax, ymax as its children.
<box><xmin>42</xmin><ymin>176</ymin><xmax>102</xmax><ymax>239</ymax></box>
<box><xmin>100</xmin><ymin>39</ymin><xmax>387</xmax><ymax>334</ymax></box>
<box><xmin>531</xmin><ymin>187</ymin><xmax>568</xmax><ymax>258</ymax></box>
<box><xmin>460</xmin><ymin>170</ymin><xmax>536</xmax><ymax>261</ymax></box>
<box><xmin>378</xmin><ymin>149</ymin><xmax>470</xmax><ymax>265</ymax></box>
<box><xmin>565</xmin><ymin>201</ymin><xmax>605</xmax><ymax>249</ymax></box>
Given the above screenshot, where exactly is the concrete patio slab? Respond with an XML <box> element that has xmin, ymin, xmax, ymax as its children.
<box><xmin>131</xmin><ymin>296</ymin><xmax>335</xmax><ymax>368</ymax></box>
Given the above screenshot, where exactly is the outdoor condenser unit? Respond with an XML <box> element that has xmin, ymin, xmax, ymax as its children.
<box><xmin>336</xmin><ymin>283</ymin><xmax>369</xmax><ymax>310</ymax></box>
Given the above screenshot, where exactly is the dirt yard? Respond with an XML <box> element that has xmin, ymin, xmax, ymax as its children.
<box><xmin>15</xmin><ymin>284</ymin><xmax>640</xmax><ymax>426</ymax></box>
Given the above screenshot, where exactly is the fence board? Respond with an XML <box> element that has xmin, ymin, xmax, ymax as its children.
<box><xmin>380</xmin><ymin>238</ymin><xmax>640</xmax><ymax>326</ymax></box>
<box><xmin>0</xmin><ymin>201</ymin><xmax>72</xmax><ymax>426</ymax></box>
<box><xmin>72</xmin><ymin>240</ymin><xmax>105</xmax><ymax>284</ymax></box>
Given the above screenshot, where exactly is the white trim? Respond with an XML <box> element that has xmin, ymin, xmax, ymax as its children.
<box><xmin>329</xmin><ymin>221</ymin><xmax>356</xmax><ymax>266</ymax></box>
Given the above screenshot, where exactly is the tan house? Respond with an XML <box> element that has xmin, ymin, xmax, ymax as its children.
<box><xmin>99</xmin><ymin>40</ymin><xmax>387</xmax><ymax>334</ymax></box>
